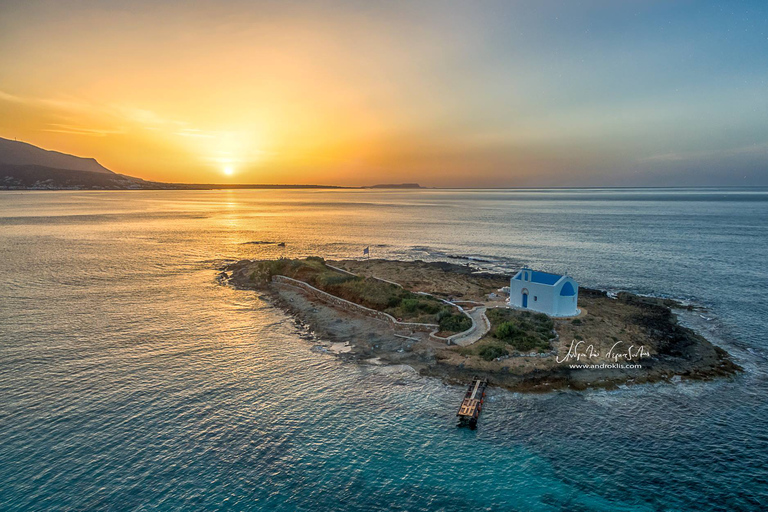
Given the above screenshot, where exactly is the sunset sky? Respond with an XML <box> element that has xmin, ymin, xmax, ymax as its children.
<box><xmin>1</xmin><ymin>1</ymin><xmax>766</xmax><ymax>187</ymax></box>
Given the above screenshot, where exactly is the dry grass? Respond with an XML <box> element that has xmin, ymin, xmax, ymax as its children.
<box><xmin>331</xmin><ymin>259</ymin><xmax>508</xmax><ymax>301</ymax></box>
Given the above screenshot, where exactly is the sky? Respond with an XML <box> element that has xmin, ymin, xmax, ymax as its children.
<box><xmin>1</xmin><ymin>0</ymin><xmax>767</xmax><ymax>187</ymax></box>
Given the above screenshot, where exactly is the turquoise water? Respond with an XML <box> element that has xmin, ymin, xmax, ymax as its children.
<box><xmin>1</xmin><ymin>189</ymin><xmax>767</xmax><ymax>511</ymax></box>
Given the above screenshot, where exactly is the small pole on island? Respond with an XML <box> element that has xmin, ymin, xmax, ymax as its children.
<box><xmin>363</xmin><ymin>246</ymin><xmax>370</xmax><ymax>260</ymax></box>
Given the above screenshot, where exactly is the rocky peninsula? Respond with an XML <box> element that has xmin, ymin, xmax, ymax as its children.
<box><xmin>220</xmin><ymin>257</ymin><xmax>740</xmax><ymax>392</ymax></box>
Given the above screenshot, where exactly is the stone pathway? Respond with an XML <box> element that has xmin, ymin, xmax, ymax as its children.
<box><xmin>450</xmin><ymin>306</ymin><xmax>491</xmax><ymax>347</ymax></box>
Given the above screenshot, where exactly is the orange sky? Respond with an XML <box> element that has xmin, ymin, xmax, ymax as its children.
<box><xmin>1</xmin><ymin>1</ymin><xmax>766</xmax><ymax>186</ymax></box>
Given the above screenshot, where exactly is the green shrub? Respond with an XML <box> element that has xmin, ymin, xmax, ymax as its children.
<box><xmin>572</xmin><ymin>318</ymin><xmax>582</xmax><ymax>325</ymax></box>
<box><xmin>418</xmin><ymin>301</ymin><xmax>440</xmax><ymax>314</ymax></box>
<box><xmin>402</xmin><ymin>298</ymin><xmax>420</xmax><ymax>313</ymax></box>
<box><xmin>495</xmin><ymin>321</ymin><xmax>524</xmax><ymax>341</ymax></box>
<box><xmin>316</xmin><ymin>272</ymin><xmax>357</xmax><ymax>287</ymax></box>
<box><xmin>387</xmin><ymin>296</ymin><xmax>403</xmax><ymax>308</ymax></box>
<box><xmin>508</xmin><ymin>335</ymin><xmax>540</xmax><ymax>352</ymax></box>
<box><xmin>478</xmin><ymin>344</ymin><xmax>507</xmax><ymax>361</ymax></box>
<box><xmin>325</xmin><ymin>277</ymin><xmax>417</xmax><ymax>313</ymax></box>
<box><xmin>439</xmin><ymin>312</ymin><xmax>472</xmax><ymax>333</ymax></box>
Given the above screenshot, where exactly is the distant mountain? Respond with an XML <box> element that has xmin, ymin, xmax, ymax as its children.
<box><xmin>0</xmin><ymin>137</ymin><xmax>115</xmax><ymax>174</ymax></box>
<box><xmin>0</xmin><ymin>136</ymin><xmax>158</xmax><ymax>190</ymax></box>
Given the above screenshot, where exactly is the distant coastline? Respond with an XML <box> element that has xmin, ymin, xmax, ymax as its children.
<box><xmin>0</xmin><ymin>163</ymin><xmax>427</xmax><ymax>191</ymax></box>
<box><xmin>3</xmin><ymin>138</ymin><xmax>767</xmax><ymax>191</ymax></box>
<box><xmin>0</xmin><ymin>164</ymin><xmax>429</xmax><ymax>191</ymax></box>
<box><xmin>0</xmin><ymin>137</ymin><xmax>429</xmax><ymax>190</ymax></box>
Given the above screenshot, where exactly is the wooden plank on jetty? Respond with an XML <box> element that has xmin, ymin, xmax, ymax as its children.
<box><xmin>457</xmin><ymin>376</ymin><xmax>488</xmax><ymax>428</ymax></box>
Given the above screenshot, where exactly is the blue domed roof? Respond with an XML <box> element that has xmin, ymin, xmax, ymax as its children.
<box><xmin>560</xmin><ymin>282</ymin><xmax>576</xmax><ymax>296</ymax></box>
<box><xmin>514</xmin><ymin>270</ymin><xmax>563</xmax><ymax>285</ymax></box>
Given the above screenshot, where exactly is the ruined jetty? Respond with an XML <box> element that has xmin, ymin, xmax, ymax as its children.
<box><xmin>457</xmin><ymin>376</ymin><xmax>488</xmax><ymax>428</ymax></box>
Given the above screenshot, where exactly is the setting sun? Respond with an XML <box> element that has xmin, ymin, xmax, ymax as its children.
<box><xmin>223</xmin><ymin>166</ymin><xmax>234</xmax><ymax>176</ymax></box>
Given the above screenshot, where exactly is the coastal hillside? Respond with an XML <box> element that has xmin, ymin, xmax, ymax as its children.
<box><xmin>0</xmin><ymin>137</ymin><xmax>114</xmax><ymax>174</ymax></box>
<box><xmin>0</xmin><ymin>137</ymin><xmax>159</xmax><ymax>190</ymax></box>
<box><xmin>0</xmin><ymin>163</ymin><xmax>154</xmax><ymax>190</ymax></box>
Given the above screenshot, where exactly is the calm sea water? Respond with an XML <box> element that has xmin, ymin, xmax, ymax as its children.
<box><xmin>1</xmin><ymin>188</ymin><xmax>767</xmax><ymax>511</ymax></box>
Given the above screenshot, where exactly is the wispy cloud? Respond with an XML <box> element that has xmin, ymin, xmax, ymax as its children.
<box><xmin>42</xmin><ymin>123</ymin><xmax>124</xmax><ymax>137</ymax></box>
<box><xmin>0</xmin><ymin>89</ymin><xmax>95</xmax><ymax>113</ymax></box>
<box><xmin>639</xmin><ymin>143</ymin><xmax>768</xmax><ymax>163</ymax></box>
<box><xmin>0</xmin><ymin>88</ymin><xmax>211</xmax><ymax>139</ymax></box>
<box><xmin>0</xmin><ymin>90</ymin><xmax>24</xmax><ymax>103</ymax></box>
<box><xmin>176</xmin><ymin>128</ymin><xmax>216</xmax><ymax>138</ymax></box>
<box><xmin>111</xmin><ymin>105</ymin><xmax>186</xmax><ymax>131</ymax></box>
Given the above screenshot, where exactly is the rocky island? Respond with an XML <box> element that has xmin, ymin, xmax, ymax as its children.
<box><xmin>221</xmin><ymin>257</ymin><xmax>740</xmax><ymax>392</ymax></box>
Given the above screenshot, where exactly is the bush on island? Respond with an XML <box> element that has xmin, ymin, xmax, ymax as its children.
<box><xmin>478</xmin><ymin>344</ymin><xmax>507</xmax><ymax>361</ymax></box>
<box><xmin>437</xmin><ymin>310</ymin><xmax>472</xmax><ymax>333</ymax></box>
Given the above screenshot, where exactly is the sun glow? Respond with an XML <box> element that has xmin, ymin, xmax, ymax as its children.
<box><xmin>223</xmin><ymin>166</ymin><xmax>234</xmax><ymax>176</ymax></box>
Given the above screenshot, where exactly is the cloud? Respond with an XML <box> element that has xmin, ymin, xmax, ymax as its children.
<box><xmin>0</xmin><ymin>90</ymin><xmax>24</xmax><ymax>103</ymax></box>
<box><xmin>0</xmin><ymin>88</ymin><xmax>217</xmax><ymax>140</ymax></box>
<box><xmin>176</xmin><ymin>128</ymin><xmax>215</xmax><ymax>138</ymax></box>
<box><xmin>42</xmin><ymin>123</ymin><xmax>124</xmax><ymax>137</ymax></box>
<box><xmin>0</xmin><ymin>89</ymin><xmax>96</xmax><ymax>113</ymax></box>
<box><xmin>639</xmin><ymin>143</ymin><xmax>768</xmax><ymax>163</ymax></box>
<box><xmin>111</xmin><ymin>105</ymin><xmax>186</xmax><ymax>130</ymax></box>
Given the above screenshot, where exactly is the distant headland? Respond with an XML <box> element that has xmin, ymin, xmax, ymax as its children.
<box><xmin>365</xmin><ymin>183</ymin><xmax>423</xmax><ymax>189</ymax></box>
<box><xmin>220</xmin><ymin>257</ymin><xmax>740</xmax><ymax>393</ymax></box>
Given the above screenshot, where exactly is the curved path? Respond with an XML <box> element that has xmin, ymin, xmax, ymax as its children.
<box><xmin>449</xmin><ymin>306</ymin><xmax>491</xmax><ymax>347</ymax></box>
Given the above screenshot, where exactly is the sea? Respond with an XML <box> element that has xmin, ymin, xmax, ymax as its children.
<box><xmin>1</xmin><ymin>188</ymin><xmax>767</xmax><ymax>511</ymax></box>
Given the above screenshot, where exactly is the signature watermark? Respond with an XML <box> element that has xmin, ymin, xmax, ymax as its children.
<box><xmin>556</xmin><ymin>339</ymin><xmax>650</xmax><ymax>365</ymax></box>
<box><xmin>568</xmin><ymin>363</ymin><xmax>643</xmax><ymax>369</ymax></box>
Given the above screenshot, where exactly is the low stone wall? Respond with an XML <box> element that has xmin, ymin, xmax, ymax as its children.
<box><xmin>369</xmin><ymin>275</ymin><xmax>403</xmax><ymax>288</ymax></box>
<box><xmin>326</xmin><ymin>263</ymin><xmax>404</xmax><ymax>289</ymax></box>
<box><xmin>324</xmin><ymin>264</ymin><xmax>358</xmax><ymax>277</ymax></box>
<box><xmin>271</xmin><ymin>275</ymin><xmax>439</xmax><ymax>335</ymax></box>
